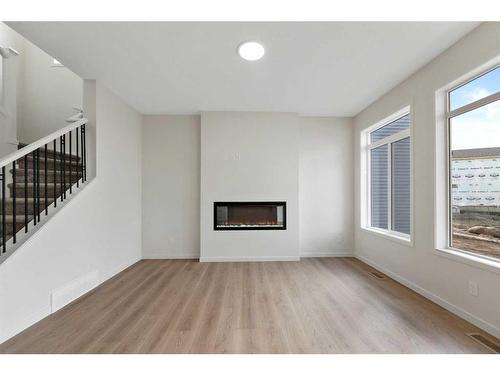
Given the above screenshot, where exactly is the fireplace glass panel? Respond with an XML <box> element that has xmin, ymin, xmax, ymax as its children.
<box><xmin>214</xmin><ymin>202</ymin><xmax>286</xmax><ymax>230</ymax></box>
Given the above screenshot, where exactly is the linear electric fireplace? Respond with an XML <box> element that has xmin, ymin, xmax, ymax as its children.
<box><xmin>214</xmin><ymin>202</ymin><xmax>287</xmax><ymax>230</ymax></box>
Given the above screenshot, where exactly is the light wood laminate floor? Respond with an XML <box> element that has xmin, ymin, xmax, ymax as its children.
<box><xmin>0</xmin><ymin>258</ymin><xmax>498</xmax><ymax>353</ymax></box>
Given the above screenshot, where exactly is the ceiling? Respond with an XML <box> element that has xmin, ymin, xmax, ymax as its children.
<box><xmin>7</xmin><ymin>22</ymin><xmax>479</xmax><ymax>116</ymax></box>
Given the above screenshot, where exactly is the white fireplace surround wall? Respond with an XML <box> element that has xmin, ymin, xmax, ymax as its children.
<box><xmin>200</xmin><ymin>112</ymin><xmax>300</xmax><ymax>262</ymax></box>
<box><xmin>141</xmin><ymin>114</ymin><xmax>353</xmax><ymax>260</ymax></box>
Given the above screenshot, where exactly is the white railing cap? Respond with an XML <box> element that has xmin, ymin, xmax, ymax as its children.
<box><xmin>0</xmin><ymin>118</ymin><xmax>88</xmax><ymax>169</ymax></box>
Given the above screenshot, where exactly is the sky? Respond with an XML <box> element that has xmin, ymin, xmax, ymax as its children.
<box><xmin>451</xmin><ymin>66</ymin><xmax>500</xmax><ymax>151</ymax></box>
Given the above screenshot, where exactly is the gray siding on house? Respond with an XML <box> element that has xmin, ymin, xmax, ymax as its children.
<box><xmin>392</xmin><ymin>137</ymin><xmax>411</xmax><ymax>234</ymax></box>
<box><xmin>371</xmin><ymin>144</ymin><xmax>388</xmax><ymax>229</ymax></box>
<box><xmin>452</xmin><ymin>147</ymin><xmax>500</xmax><ymax>159</ymax></box>
<box><xmin>370</xmin><ymin>114</ymin><xmax>410</xmax><ymax>143</ymax></box>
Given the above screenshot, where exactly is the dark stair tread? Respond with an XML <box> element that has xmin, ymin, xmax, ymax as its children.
<box><xmin>3</xmin><ymin>198</ymin><xmax>55</xmax><ymax>214</ymax></box>
<box><xmin>8</xmin><ymin>183</ymin><xmax>78</xmax><ymax>199</ymax></box>
<box><xmin>18</xmin><ymin>143</ymin><xmax>81</xmax><ymax>162</ymax></box>
<box><xmin>5</xmin><ymin>197</ymin><xmax>36</xmax><ymax>201</ymax></box>
<box><xmin>0</xmin><ymin>215</ymin><xmax>35</xmax><ymax>223</ymax></box>
<box><xmin>10</xmin><ymin>169</ymin><xmax>82</xmax><ymax>183</ymax></box>
<box><xmin>8</xmin><ymin>182</ymin><xmax>77</xmax><ymax>186</ymax></box>
<box><xmin>19</xmin><ymin>155</ymin><xmax>82</xmax><ymax>166</ymax></box>
<box><xmin>1</xmin><ymin>216</ymin><xmax>36</xmax><ymax>236</ymax></box>
<box><xmin>1</xmin><ymin>221</ymin><xmax>34</xmax><ymax>236</ymax></box>
<box><xmin>4</xmin><ymin>197</ymin><xmax>57</xmax><ymax>204</ymax></box>
<box><xmin>7</xmin><ymin>181</ymin><xmax>77</xmax><ymax>198</ymax></box>
<box><xmin>11</xmin><ymin>169</ymin><xmax>80</xmax><ymax>175</ymax></box>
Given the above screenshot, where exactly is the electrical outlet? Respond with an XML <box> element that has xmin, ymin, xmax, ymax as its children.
<box><xmin>469</xmin><ymin>281</ymin><xmax>478</xmax><ymax>296</ymax></box>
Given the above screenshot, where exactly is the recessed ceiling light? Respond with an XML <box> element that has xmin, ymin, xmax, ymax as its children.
<box><xmin>238</xmin><ymin>41</ymin><xmax>265</xmax><ymax>61</ymax></box>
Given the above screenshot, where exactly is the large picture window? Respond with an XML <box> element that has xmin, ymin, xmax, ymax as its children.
<box><xmin>363</xmin><ymin>109</ymin><xmax>412</xmax><ymax>241</ymax></box>
<box><xmin>447</xmin><ymin>65</ymin><xmax>500</xmax><ymax>261</ymax></box>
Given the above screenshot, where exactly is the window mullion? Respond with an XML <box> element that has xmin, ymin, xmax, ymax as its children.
<box><xmin>369</xmin><ymin>128</ymin><xmax>410</xmax><ymax>150</ymax></box>
<box><xmin>367</xmin><ymin>138</ymin><xmax>372</xmax><ymax>229</ymax></box>
<box><xmin>387</xmin><ymin>142</ymin><xmax>392</xmax><ymax>232</ymax></box>
<box><xmin>447</xmin><ymin>91</ymin><xmax>500</xmax><ymax>119</ymax></box>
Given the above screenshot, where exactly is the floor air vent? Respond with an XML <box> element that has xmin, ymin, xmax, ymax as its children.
<box><xmin>466</xmin><ymin>333</ymin><xmax>500</xmax><ymax>353</ymax></box>
<box><xmin>368</xmin><ymin>271</ymin><xmax>386</xmax><ymax>280</ymax></box>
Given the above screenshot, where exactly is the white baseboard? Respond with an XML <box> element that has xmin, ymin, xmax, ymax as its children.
<box><xmin>51</xmin><ymin>270</ymin><xmax>100</xmax><ymax>313</ymax></box>
<box><xmin>100</xmin><ymin>257</ymin><xmax>141</xmax><ymax>284</ymax></box>
<box><xmin>142</xmin><ymin>254</ymin><xmax>200</xmax><ymax>260</ymax></box>
<box><xmin>145</xmin><ymin>253</ymin><xmax>353</xmax><ymax>260</ymax></box>
<box><xmin>355</xmin><ymin>253</ymin><xmax>500</xmax><ymax>339</ymax></box>
<box><xmin>301</xmin><ymin>252</ymin><xmax>353</xmax><ymax>258</ymax></box>
<box><xmin>200</xmin><ymin>256</ymin><xmax>300</xmax><ymax>263</ymax></box>
<box><xmin>0</xmin><ymin>305</ymin><xmax>49</xmax><ymax>345</ymax></box>
<box><xmin>0</xmin><ymin>257</ymin><xmax>140</xmax><ymax>345</ymax></box>
<box><xmin>51</xmin><ymin>257</ymin><xmax>140</xmax><ymax>314</ymax></box>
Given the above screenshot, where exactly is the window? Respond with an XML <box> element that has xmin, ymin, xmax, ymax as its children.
<box><xmin>362</xmin><ymin>108</ymin><xmax>412</xmax><ymax>241</ymax></box>
<box><xmin>447</xmin><ymin>65</ymin><xmax>500</xmax><ymax>262</ymax></box>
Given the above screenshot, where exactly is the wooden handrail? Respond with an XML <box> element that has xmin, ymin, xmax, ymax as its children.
<box><xmin>0</xmin><ymin>118</ymin><xmax>88</xmax><ymax>168</ymax></box>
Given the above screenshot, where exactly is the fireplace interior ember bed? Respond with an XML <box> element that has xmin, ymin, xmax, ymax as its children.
<box><xmin>214</xmin><ymin>202</ymin><xmax>286</xmax><ymax>230</ymax></box>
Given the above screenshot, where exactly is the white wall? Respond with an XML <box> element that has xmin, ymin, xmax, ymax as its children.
<box><xmin>299</xmin><ymin>117</ymin><xmax>353</xmax><ymax>257</ymax></box>
<box><xmin>200</xmin><ymin>112</ymin><xmax>300</xmax><ymax>261</ymax></box>
<box><xmin>17</xmin><ymin>38</ymin><xmax>83</xmax><ymax>143</ymax></box>
<box><xmin>0</xmin><ymin>23</ymin><xmax>24</xmax><ymax>157</ymax></box>
<box><xmin>0</xmin><ymin>83</ymin><xmax>142</xmax><ymax>344</ymax></box>
<box><xmin>353</xmin><ymin>22</ymin><xmax>500</xmax><ymax>338</ymax></box>
<box><xmin>0</xmin><ymin>22</ymin><xmax>83</xmax><ymax>148</ymax></box>
<box><xmin>142</xmin><ymin>115</ymin><xmax>200</xmax><ymax>259</ymax></box>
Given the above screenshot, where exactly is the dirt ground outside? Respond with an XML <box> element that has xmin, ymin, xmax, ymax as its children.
<box><xmin>452</xmin><ymin>209</ymin><xmax>500</xmax><ymax>260</ymax></box>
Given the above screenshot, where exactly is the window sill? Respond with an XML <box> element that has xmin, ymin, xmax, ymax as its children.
<box><xmin>434</xmin><ymin>247</ymin><xmax>500</xmax><ymax>274</ymax></box>
<box><xmin>361</xmin><ymin>227</ymin><xmax>413</xmax><ymax>247</ymax></box>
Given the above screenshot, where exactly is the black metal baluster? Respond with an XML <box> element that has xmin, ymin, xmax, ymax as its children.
<box><xmin>36</xmin><ymin>149</ymin><xmax>40</xmax><ymax>222</ymax></box>
<box><xmin>44</xmin><ymin>144</ymin><xmax>48</xmax><ymax>215</ymax></box>
<box><xmin>12</xmin><ymin>161</ymin><xmax>16</xmax><ymax>244</ymax></box>
<box><xmin>69</xmin><ymin>131</ymin><xmax>72</xmax><ymax>194</ymax></box>
<box><xmin>80</xmin><ymin>125</ymin><xmax>83</xmax><ymax>182</ymax></box>
<box><xmin>1</xmin><ymin>166</ymin><xmax>5</xmax><ymax>253</ymax></box>
<box><xmin>53</xmin><ymin>140</ymin><xmax>57</xmax><ymax>208</ymax></box>
<box><xmin>82</xmin><ymin>125</ymin><xmax>86</xmax><ymax>182</ymax></box>
<box><xmin>76</xmin><ymin>127</ymin><xmax>79</xmax><ymax>188</ymax></box>
<box><xmin>24</xmin><ymin>154</ymin><xmax>28</xmax><ymax>232</ymax></box>
<box><xmin>32</xmin><ymin>151</ymin><xmax>37</xmax><ymax>225</ymax></box>
<box><xmin>60</xmin><ymin>136</ymin><xmax>63</xmax><ymax>203</ymax></box>
<box><xmin>62</xmin><ymin>134</ymin><xmax>66</xmax><ymax>199</ymax></box>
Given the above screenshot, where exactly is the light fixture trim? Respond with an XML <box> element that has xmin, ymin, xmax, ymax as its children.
<box><xmin>238</xmin><ymin>41</ymin><xmax>265</xmax><ymax>61</ymax></box>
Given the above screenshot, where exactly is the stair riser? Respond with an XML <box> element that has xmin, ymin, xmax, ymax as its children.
<box><xmin>30</xmin><ymin>151</ymin><xmax>80</xmax><ymax>163</ymax></box>
<box><xmin>9</xmin><ymin>186</ymin><xmax>77</xmax><ymax>199</ymax></box>
<box><xmin>11</xmin><ymin>171</ymin><xmax>81</xmax><ymax>184</ymax></box>
<box><xmin>0</xmin><ymin>221</ymin><xmax>33</xmax><ymax>236</ymax></box>
<box><xmin>17</xmin><ymin>159</ymin><xmax>83</xmax><ymax>173</ymax></box>
<box><xmin>3</xmin><ymin>200</ymin><xmax>56</xmax><ymax>215</ymax></box>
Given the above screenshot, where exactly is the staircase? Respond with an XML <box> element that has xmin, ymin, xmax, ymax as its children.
<box><xmin>0</xmin><ymin>119</ymin><xmax>88</xmax><ymax>260</ymax></box>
